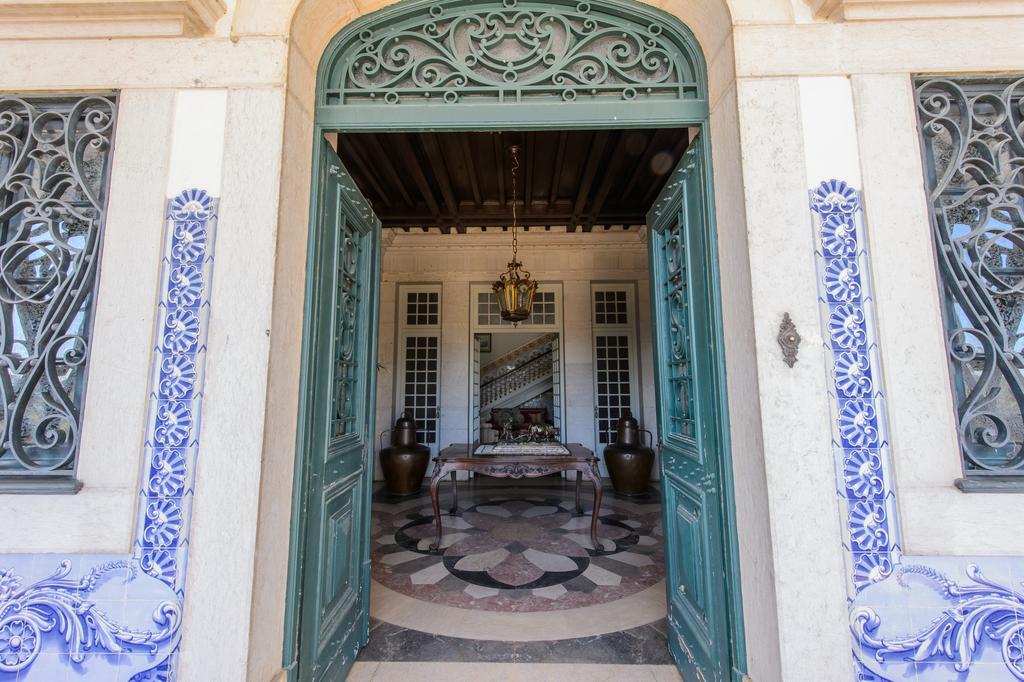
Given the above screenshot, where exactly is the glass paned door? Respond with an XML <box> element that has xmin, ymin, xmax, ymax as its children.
<box><xmin>550</xmin><ymin>334</ymin><xmax>562</xmax><ymax>437</ymax></box>
<box><xmin>400</xmin><ymin>336</ymin><xmax>439</xmax><ymax>449</ymax></box>
<box><xmin>472</xmin><ymin>336</ymin><xmax>481</xmax><ymax>444</ymax></box>
<box><xmin>395</xmin><ymin>285</ymin><xmax>442</xmax><ymax>453</ymax></box>
<box><xmin>592</xmin><ymin>284</ymin><xmax>640</xmax><ymax>447</ymax></box>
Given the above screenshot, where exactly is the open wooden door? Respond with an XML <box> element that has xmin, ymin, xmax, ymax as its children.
<box><xmin>647</xmin><ymin>136</ymin><xmax>739</xmax><ymax>681</ymax></box>
<box><xmin>295</xmin><ymin>136</ymin><xmax>381</xmax><ymax>681</ymax></box>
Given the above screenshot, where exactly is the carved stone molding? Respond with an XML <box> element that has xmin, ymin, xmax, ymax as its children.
<box><xmin>807</xmin><ymin>0</ymin><xmax>1024</xmax><ymax>22</ymax></box>
<box><xmin>0</xmin><ymin>0</ymin><xmax>227</xmax><ymax>39</ymax></box>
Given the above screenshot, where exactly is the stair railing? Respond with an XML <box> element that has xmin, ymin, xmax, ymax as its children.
<box><xmin>480</xmin><ymin>349</ymin><xmax>554</xmax><ymax>407</ymax></box>
<box><xmin>481</xmin><ymin>332</ymin><xmax>558</xmax><ymax>382</ymax></box>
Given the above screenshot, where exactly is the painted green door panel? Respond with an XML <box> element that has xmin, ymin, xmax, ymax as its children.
<box><xmin>295</xmin><ymin>137</ymin><xmax>382</xmax><ymax>682</ymax></box>
<box><xmin>648</xmin><ymin>134</ymin><xmax>733</xmax><ymax>682</ymax></box>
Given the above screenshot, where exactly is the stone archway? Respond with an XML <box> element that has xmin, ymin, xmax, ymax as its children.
<box><xmin>243</xmin><ymin>0</ymin><xmax>784</xmax><ymax>678</ymax></box>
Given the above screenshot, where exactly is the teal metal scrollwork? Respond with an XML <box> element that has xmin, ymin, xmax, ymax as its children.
<box><xmin>321</xmin><ymin>0</ymin><xmax>702</xmax><ymax>107</ymax></box>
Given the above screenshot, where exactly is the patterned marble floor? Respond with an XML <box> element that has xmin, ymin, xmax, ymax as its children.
<box><xmin>372</xmin><ymin>478</ymin><xmax>663</xmax><ymax>611</ymax></box>
<box><xmin>365</xmin><ymin>477</ymin><xmax>670</xmax><ymax>665</ymax></box>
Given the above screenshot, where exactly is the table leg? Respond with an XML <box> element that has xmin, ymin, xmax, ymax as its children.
<box><xmin>429</xmin><ymin>462</ymin><xmax>446</xmax><ymax>552</ymax></box>
<box><xmin>586</xmin><ymin>462</ymin><xmax>603</xmax><ymax>550</ymax></box>
<box><xmin>450</xmin><ymin>471</ymin><xmax>458</xmax><ymax>514</ymax></box>
<box><xmin>575</xmin><ymin>470</ymin><xmax>582</xmax><ymax>514</ymax></box>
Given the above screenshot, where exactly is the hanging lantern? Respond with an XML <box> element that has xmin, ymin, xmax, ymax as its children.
<box><xmin>493</xmin><ymin>145</ymin><xmax>538</xmax><ymax>324</ymax></box>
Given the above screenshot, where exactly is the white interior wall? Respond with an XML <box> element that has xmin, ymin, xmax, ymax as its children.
<box><xmin>374</xmin><ymin>230</ymin><xmax>660</xmax><ymax>481</ymax></box>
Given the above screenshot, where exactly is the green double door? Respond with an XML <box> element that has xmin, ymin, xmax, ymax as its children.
<box><xmin>647</xmin><ymin>137</ymin><xmax>741</xmax><ymax>682</ymax></box>
<box><xmin>295</xmin><ymin>138</ymin><xmax>381</xmax><ymax>681</ymax></box>
<box><xmin>294</xmin><ymin>133</ymin><xmax>740</xmax><ymax>682</ymax></box>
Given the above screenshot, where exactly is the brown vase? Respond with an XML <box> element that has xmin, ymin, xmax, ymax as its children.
<box><xmin>603</xmin><ymin>410</ymin><xmax>654</xmax><ymax>496</ymax></box>
<box><xmin>379</xmin><ymin>412</ymin><xmax>431</xmax><ymax>496</ymax></box>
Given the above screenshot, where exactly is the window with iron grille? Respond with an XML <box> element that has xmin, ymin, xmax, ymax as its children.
<box><xmin>915</xmin><ymin>75</ymin><xmax>1024</xmax><ymax>486</ymax></box>
<box><xmin>0</xmin><ymin>94</ymin><xmax>118</xmax><ymax>492</ymax></box>
<box><xmin>395</xmin><ymin>286</ymin><xmax>442</xmax><ymax>451</ymax></box>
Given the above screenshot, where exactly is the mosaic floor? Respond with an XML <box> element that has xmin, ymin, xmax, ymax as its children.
<box><xmin>363</xmin><ymin>477</ymin><xmax>672</xmax><ymax>666</ymax></box>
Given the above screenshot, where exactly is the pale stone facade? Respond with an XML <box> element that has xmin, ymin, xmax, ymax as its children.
<box><xmin>0</xmin><ymin>1</ymin><xmax>1022</xmax><ymax>681</ymax></box>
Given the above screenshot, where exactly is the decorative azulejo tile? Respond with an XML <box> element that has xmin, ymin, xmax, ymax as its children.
<box><xmin>0</xmin><ymin>190</ymin><xmax>218</xmax><ymax>682</ymax></box>
<box><xmin>811</xmin><ymin>179</ymin><xmax>1024</xmax><ymax>681</ymax></box>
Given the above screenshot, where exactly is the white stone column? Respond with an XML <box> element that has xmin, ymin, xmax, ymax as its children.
<box><xmin>180</xmin><ymin>87</ymin><xmax>285</xmax><ymax>682</ymax></box>
<box><xmin>736</xmin><ymin>76</ymin><xmax>851</xmax><ymax>679</ymax></box>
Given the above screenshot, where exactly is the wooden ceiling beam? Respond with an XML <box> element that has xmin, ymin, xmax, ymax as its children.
<box><xmin>344</xmin><ymin>129</ymin><xmax>690</xmax><ymax>234</ymax></box>
<box><xmin>394</xmin><ymin>134</ymin><xmax>444</xmax><ymax>229</ymax></box>
<box><xmin>337</xmin><ymin>134</ymin><xmax>393</xmax><ymax>209</ymax></box>
<box><xmin>378</xmin><ymin>210</ymin><xmax>645</xmax><ymax>227</ymax></box>
<box><xmin>571</xmin><ymin>130</ymin><xmax>610</xmax><ymax>231</ymax></box>
<box><xmin>492</xmin><ymin>134</ymin><xmax>506</xmax><ymax>210</ymax></box>
<box><xmin>548</xmin><ymin>131</ymin><xmax>568</xmax><ymax>206</ymax></box>
<box><xmin>422</xmin><ymin>132</ymin><xmax>463</xmax><ymax>233</ymax></box>
<box><xmin>459</xmin><ymin>135</ymin><xmax>483</xmax><ymax>208</ymax></box>
<box><xmin>524</xmin><ymin>131</ymin><xmax>535</xmax><ymax>213</ymax></box>
<box><xmin>363</xmin><ymin>134</ymin><xmax>414</xmax><ymax>207</ymax></box>
<box><xmin>586</xmin><ymin>131</ymin><xmax>634</xmax><ymax>230</ymax></box>
<box><xmin>621</xmin><ymin>129</ymin><xmax>667</xmax><ymax>200</ymax></box>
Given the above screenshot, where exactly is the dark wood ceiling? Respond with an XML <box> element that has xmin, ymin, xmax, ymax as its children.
<box><xmin>333</xmin><ymin>128</ymin><xmax>692</xmax><ymax>233</ymax></box>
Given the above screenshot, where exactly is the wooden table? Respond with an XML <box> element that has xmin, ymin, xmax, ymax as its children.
<box><xmin>429</xmin><ymin>443</ymin><xmax>602</xmax><ymax>551</ymax></box>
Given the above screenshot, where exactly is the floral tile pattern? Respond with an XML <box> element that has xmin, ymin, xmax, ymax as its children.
<box><xmin>811</xmin><ymin>179</ymin><xmax>1024</xmax><ymax>681</ymax></box>
<box><xmin>0</xmin><ymin>190</ymin><xmax>217</xmax><ymax>682</ymax></box>
<box><xmin>372</xmin><ymin>481</ymin><xmax>663</xmax><ymax>612</ymax></box>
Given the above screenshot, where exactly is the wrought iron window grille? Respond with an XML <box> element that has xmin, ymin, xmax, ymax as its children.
<box><xmin>0</xmin><ymin>93</ymin><xmax>118</xmax><ymax>492</ymax></box>
<box><xmin>915</xmin><ymin>75</ymin><xmax>1024</xmax><ymax>489</ymax></box>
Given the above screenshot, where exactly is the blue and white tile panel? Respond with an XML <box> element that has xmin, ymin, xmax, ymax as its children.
<box><xmin>811</xmin><ymin>185</ymin><xmax>1024</xmax><ymax>681</ymax></box>
<box><xmin>811</xmin><ymin>180</ymin><xmax>900</xmax><ymax>591</ymax></box>
<box><xmin>0</xmin><ymin>190</ymin><xmax>218</xmax><ymax>682</ymax></box>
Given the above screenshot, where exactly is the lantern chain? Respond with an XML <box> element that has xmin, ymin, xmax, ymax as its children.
<box><xmin>510</xmin><ymin>144</ymin><xmax>520</xmax><ymax>260</ymax></box>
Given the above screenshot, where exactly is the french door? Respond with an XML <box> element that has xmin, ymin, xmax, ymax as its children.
<box><xmin>295</xmin><ymin>136</ymin><xmax>381</xmax><ymax>681</ymax></box>
<box><xmin>395</xmin><ymin>285</ymin><xmax>442</xmax><ymax>454</ymax></box>
<box><xmin>648</xmin><ymin>134</ymin><xmax>737</xmax><ymax>681</ymax></box>
<box><xmin>592</xmin><ymin>284</ymin><xmax>640</xmax><ymax>452</ymax></box>
<box><xmin>471</xmin><ymin>335</ymin><xmax>481</xmax><ymax>444</ymax></box>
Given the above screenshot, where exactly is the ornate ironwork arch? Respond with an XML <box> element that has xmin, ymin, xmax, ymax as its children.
<box><xmin>315</xmin><ymin>0</ymin><xmax>708</xmax><ymax>128</ymax></box>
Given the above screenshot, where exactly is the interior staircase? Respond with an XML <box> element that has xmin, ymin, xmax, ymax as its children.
<box><xmin>480</xmin><ymin>334</ymin><xmax>557</xmax><ymax>415</ymax></box>
<box><xmin>480</xmin><ymin>332</ymin><xmax>557</xmax><ymax>382</ymax></box>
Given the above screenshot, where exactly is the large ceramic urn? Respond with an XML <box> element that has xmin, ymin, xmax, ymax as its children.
<box><xmin>379</xmin><ymin>412</ymin><xmax>431</xmax><ymax>496</ymax></box>
<box><xmin>603</xmin><ymin>410</ymin><xmax>654</xmax><ymax>496</ymax></box>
